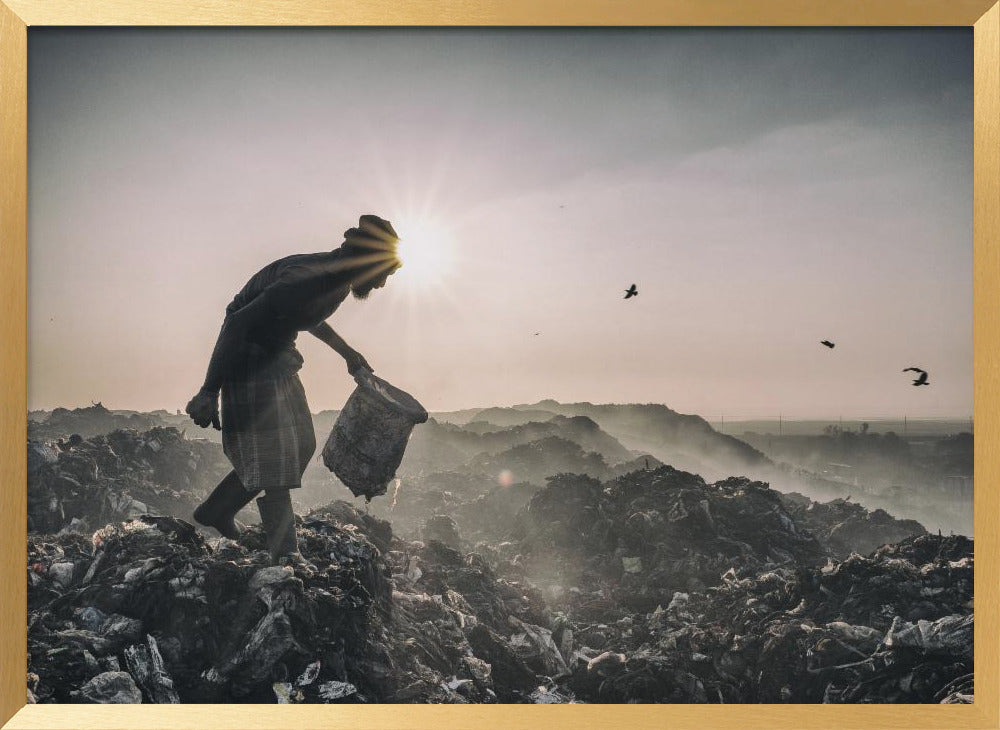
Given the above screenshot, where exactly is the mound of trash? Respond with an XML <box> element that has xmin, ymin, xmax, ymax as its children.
<box><xmin>26</xmin><ymin>466</ymin><xmax>972</xmax><ymax>705</ymax></box>
<box><xmin>27</xmin><ymin>503</ymin><xmax>560</xmax><ymax>704</ymax></box>
<box><xmin>779</xmin><ymin>493</ymin><xmax>928</xmax><ymax>558</ymax></box>
<box><xmin>552</xmin><ymin>533</ymin><xmax>973</xmax><ymax>704</ymax></box>
<box><xmin>27</xmin><ymin>427</ymin><xmax>231</xmax><ymax>535</ymax></box>
<box><xmin>454</xmin><ymin>481</ymin><xmax>541</xmax><ymax>544</ymax></box>
<box><xmin>468</xmin><ymin>436</ymin><xmax>613</xmax><ymax>484</ymax></box>
<box><xmin>27</xmin><ymin>403</ymin><xmax>168</xmax><ymax>442</ymax></box>
<box><xmin>511</xmin><ymin>468</ymin><xmax>829</xmax><ymax>612</ymax></box>
<box><xmin>28</xmin><ymin>511</ymin><xmax>392</xmax><ymax>704</ymax></box>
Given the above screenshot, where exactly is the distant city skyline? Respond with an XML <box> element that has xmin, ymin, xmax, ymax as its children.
<box><xmin>28</xmin><ymin>28</ymin><xmax>973</xmax><ymax>420</ymax></box>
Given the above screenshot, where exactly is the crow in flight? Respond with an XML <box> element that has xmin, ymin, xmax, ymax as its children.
<box><xmin>821</xmin><ymin>340</ymin><xmax>835</xmax><ymax>348</ymax></box>
<box><xmin>903</xmin><ymin>367</ymin><xmax>930</xmax><ymax>386</ymax></box>
<box><xmin>624</xmin><ymin>284</ymin><xmax>638</xmax><ymax>299</ymax></box>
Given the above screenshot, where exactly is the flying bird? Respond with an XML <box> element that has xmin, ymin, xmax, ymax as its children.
<box><xmin>624</xmin><ymin>284</ymin><xmax>638</xmax><ymax>299</ymax></box>
<box><xmin>821</xmin><ymin>340</ymin><xmax>835</xmax><ymax>349</ymax></box>
<box><xmin>533</xmin><ymin>332</ymin><xmax>540</xmax><ymax>336</ymax></box>
<box><xmin>903</xmin><ymin>367</ymin><xmax>930</xmax><ymax>386</ymax></box>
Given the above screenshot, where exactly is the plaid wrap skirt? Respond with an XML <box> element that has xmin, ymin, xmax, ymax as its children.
<box><xmin>221</xmin><ymin>344</ymin><xmax>316</xmax><ymax>492</ymax></box>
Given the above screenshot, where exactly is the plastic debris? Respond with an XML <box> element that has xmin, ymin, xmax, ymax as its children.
<box><xmin>27</xmin><ymin>438</ymin><xmax>972</xmax><ymax>705</ymax></box>
<box><xmin>72</xmin><ymin>672</ymin><xmax>143</xmax><ymax>704</ymax></box>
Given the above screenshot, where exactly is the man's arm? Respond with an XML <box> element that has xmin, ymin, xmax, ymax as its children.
<box><xmin>308</xmin><ymin>321</ymin><xmax>372</xmax><ymax>374</ymax></box>
<box><xmin>186</xmin><ymin>295</ymin><xmax>271</xmax><ymax>429</ymax></box>
<box><xmin>200</xmin><ymin>295</ymin><xmax>271</xmax><ymax>394</ymax></box>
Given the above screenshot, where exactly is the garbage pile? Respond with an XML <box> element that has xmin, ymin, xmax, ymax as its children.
<box><xmin>381</xmin><ymin>535</ymin><xmax>555</xmax><ymax>702</ymax></box>
<box><xmin>550</xmin><ymin>533</ymin><xmax>973</xmax><ymax>703</ymax></box>
<box><xmin>360</xmin><ymin>472</ymin><xmax>493</xmax><ymax>542</ymax></box>
<box><xmin>27</xmin><ymin>502</ymin><xmax>568</xmax><ymax>704</ymax></box>
<box><xmin>779</xmin><ymin>493</ymin><xmax>928</xmax><ymax>558</ymax></box>
<box><xmin>467</xmin><ymin>437</ymin><xmax>613</xmax><ymax>485</ymax></box>
<box><xmin>359</xmin><ymin>472</ymin><xmax>539</xmax><ymax>547</ymax></box>
<box><xmin>511</xmin><ymin>468</ymin><xmax>829</xmax><ymax>613</ymax></box>
<box><xmin>27</xmin><ymin>427</ymin><xmax>231</xmax><ymax>534</ymax></box>
<box><xmin>28</xmin><ymin>403</ymin><xmax>166</xmax><ymax>442</ymax></box>
<box><xmin>26</xmin><ymin>463</ymin><xmax>974</xmax><ymax>705</ymax></box>
<box><xmin>454</xmin><ymin>481</ymin><xmax>541</xmax><ymax>545</ymax></box>
<box><xmin>28</xmin><ymin>510</ymin><xmax>393</xmax><ymax>704</ymax></box>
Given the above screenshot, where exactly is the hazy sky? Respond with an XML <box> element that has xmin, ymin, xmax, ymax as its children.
<box><xmin>27</xmin><ymin>28</ymin><xmax>973</xmax><ymax>419</ymax></box>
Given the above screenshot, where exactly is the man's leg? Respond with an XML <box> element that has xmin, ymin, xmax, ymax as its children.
<box><xmin>254</xmin><ymin>374</ymin><xmax>315</xmax><ymax>565</ymax></box>
<box><xmin>255</xmin><ymin>488</ymin><xmax>300</xmax><ymax>564</ymax></box>
<box><xmin>193</xmin><ymin>470</ymin><xmax>260</xmax><ymax>539</ymax></box>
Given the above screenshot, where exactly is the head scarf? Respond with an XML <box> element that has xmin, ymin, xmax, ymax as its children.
<box><xmin>343</xmin><ymin>214</ymin><xmax>400</xmax><ymax>254</ymax></box>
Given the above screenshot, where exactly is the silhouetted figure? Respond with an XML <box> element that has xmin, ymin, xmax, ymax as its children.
<box><xmin>624</xmin><ymin>284</ymin><xmax>638</xmax><ymax>299</ymax></box>
<box><xmin>821</xmin><ymin>340</ymin><xmax>835</xmax><ymax>348</ymax></box>
<box><xmin>903</xmin><ymin>367</ymin><xmax>930</xmax><ymax>386</ymax></box>
<box><xmin>185</xmin><ymin>214</ymin><xmax>402</xmax><ymax>566</ymax></box>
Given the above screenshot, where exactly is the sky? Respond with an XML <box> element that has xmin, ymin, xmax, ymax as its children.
<box><xmin>27</xmin><ymin>28</ymin><xmax>973</xmax><ymax>419</ymax></box>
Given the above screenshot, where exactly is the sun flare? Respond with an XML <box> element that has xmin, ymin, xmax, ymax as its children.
<box><xmin>393</xmin><ymin>216</ymin><xmax>458</xmax><ymax>288</ymax></box>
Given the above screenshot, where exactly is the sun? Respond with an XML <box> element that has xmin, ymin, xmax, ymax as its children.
<box><xmin>392</xmin><ymin>216</ymin><xmax>458</xmax><ymax>288</ymax></box>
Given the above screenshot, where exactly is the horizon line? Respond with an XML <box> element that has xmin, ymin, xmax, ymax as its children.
<box><xmin>27</xmin><ymin>401</ymin><xmax>975</xmax><ymax>424</ymax></box>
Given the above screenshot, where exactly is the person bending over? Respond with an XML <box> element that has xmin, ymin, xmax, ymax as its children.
<box><xmin>185</xmin><ymin>214</ymin><xmax>401</xmax><ymax>565</ymax></box>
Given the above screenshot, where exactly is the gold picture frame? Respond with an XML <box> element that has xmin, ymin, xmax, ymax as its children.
<box><xmin>1</xmin><ymin>2</ymin><xmax>997</xmax><ymax>728</ymax></box>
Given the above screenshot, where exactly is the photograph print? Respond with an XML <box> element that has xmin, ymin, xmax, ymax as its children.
<box><xmin>25</xmin><ymin>28</ymin><xmax>973</xmax><ymax>705</ymax></box>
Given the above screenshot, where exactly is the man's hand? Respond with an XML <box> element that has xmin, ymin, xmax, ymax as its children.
<box><xmin>309</xmin><ymin>323</ymin><xmax>373</xmax><ymax>376</ymax></box>
<box><xmin>186</xmin><ymin>390</ymin><xmax>221</xmax><ymax>430</ymax></box>
<box><xmin>344</xmin><ymin>350</ymin><xmax>373</xmax><ymax>376</ymax></box>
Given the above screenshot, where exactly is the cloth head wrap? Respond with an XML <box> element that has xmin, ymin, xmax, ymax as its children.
<box><xmin>343</xmin><ymin>214</ymin><xmax>400</xmax><ymax>254</ymax></box>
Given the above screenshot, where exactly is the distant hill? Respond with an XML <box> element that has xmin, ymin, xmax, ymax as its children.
<box><xmin>424</xmin><ymin>407</ymin><xmax>492</xmax><ymax>426</ymax></box>
<box><xmin>473</xmin><ymin>415</ymin><xmax>633</xmax><ymax>464</ymax></box>
<box><xmin>512</xmin><ymin>400</ymin><xmax>769</xmax><ymax>481</ymax></box>
<box><xmin>399</xmin><ymin>414</ymin><xmax>635</xmax><ymax>473</ymax></box>
<box><xmin>467</xmin><ymin>435</ymin><xmax>611</xmax><ymax>484</ymax></box>
<box><xmin>469</xmin><ymin>407</ymin><xmax>559</xmax><ymax>428</ymax></box>
<box><xmin>310</xmin><ymin>410</ymin><xmax>341</xmax><ymax>444</ymax></box>
<box><xmin>27</xmin><ymin>403</ymin><xmax>170</xmax><ymax>441</ymax></box>
<box><xmin>28</xmin><ymin>399</ymin><xmax>767</xmax><ymax>486</ymax></box>
<box><xmin>26</xmin><ymin>399</ymin><xmax>971</xmax><ymax>536</ymax></box>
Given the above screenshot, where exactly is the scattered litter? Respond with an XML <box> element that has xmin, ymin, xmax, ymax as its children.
<box><xmin>27</xmin><ymin>448</ymin><xmax>972</xmax><ymax>704</ymax></box>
